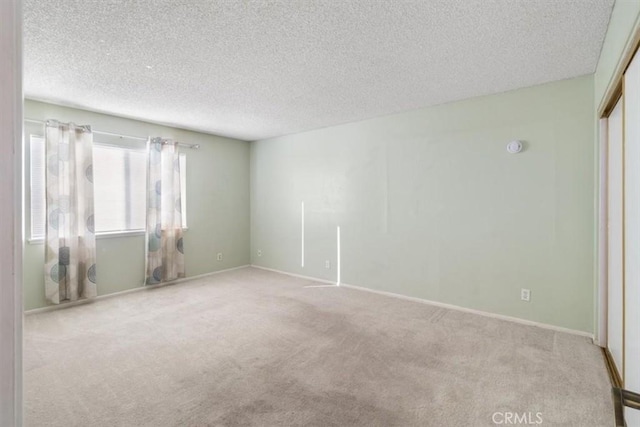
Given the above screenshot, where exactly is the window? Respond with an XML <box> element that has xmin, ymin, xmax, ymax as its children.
<box><xmin>93</xmin><ymin>145</ymin><xmax>148</xmax><ymax>233</ymax></box>
<box><xmin>29</xmin><ymin>135</ymin><xmax>187</xmax><ymax>241</ymax></box>
<box><xmin>29</xmin><ymin>136</ymin><xmax>46</xmax><ymax>239</ymax></box>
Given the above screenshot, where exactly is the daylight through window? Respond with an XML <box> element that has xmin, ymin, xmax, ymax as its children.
<box><xmin>29</xmin><ymin>135</ymin><xmax>187</xmax><ymax>240</ymax></box>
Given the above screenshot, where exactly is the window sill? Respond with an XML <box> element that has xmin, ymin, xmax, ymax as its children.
<box><xmin>95</xmin><ymin>229</ymin><xmax>146</xmax><ymax>239</ymax></box>
<box><xmin>28</xmin><ymin>227</ymin><xmax>188</xmax><ymax>245</ymax></box>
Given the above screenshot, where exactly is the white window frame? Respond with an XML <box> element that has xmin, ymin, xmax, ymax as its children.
<box><xmin>28</xmin><ymin>135</ymin><xmax>187</xmax><ymax>244</ymax></box>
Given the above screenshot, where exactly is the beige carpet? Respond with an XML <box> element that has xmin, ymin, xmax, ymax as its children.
<box><xmin>24</xmin><ymin>267</ymin><xmax>613</xmax><ymax>426</ymax></box>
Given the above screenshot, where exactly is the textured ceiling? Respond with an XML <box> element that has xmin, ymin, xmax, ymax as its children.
<box><xmin>24</xmin><ymin>0</ymin><xmax>614</xmax><ymax>141</ymax></box>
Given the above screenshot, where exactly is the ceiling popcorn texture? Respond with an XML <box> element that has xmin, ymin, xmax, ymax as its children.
<box><xmin>24</xmin><ymin>0</ymin><xmax>613</xmax><ymax>141</ymax></box>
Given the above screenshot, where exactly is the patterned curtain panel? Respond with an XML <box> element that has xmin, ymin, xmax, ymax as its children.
<box><xmin>145</xmin><ymin>137</ymin><xmax>185</xmax><ymax>284</ymax></box>
<box><xmin>44</xmin><ymin>120</ymin><xmax>97</xmax><ymax>304</ymax></box>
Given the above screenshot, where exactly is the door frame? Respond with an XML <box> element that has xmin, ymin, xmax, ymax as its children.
<box><xmin>597</xmin><ymin>15</ymin><xmax>640</xmax><ymax>342</ymax></box>
<box><xmin>596</xmin><ymin>14</ymin><xmax>640</xmax><ymax>388</ymax></box>
<box><xmin>599</xmin><ymin>94</ymin><xmax>625</xmax><ymax>388</ymax></box>
<box><xmin>0</xmin><ymin>0</ymin><xmax>23</xmax><ymax>425</ymax></box>
<box><xmin>597</xmin><ymin>116</ymin><xmax>608</xmax><ymax>349</ymax></box>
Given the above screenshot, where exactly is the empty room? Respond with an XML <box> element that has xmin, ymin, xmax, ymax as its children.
<box><xmin>3</xmin><ymin>0</ymin><xmax>640</xmax><ymax>425</ymax></box>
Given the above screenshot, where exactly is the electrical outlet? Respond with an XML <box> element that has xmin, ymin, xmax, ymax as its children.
<box><xmin>325</xmin><ymin>260</ymin><xmax>331</xmax><ymax>269</ymax></box>
<box><xmin>521</xmin><ymin>288</ymin><xmax>531</xmax><ymax>302</ymax></box>
<box><xmin>217</xmin><ymin>253</ymin><xmax>223</xmax><ymax>261</ymax></box>
<box><xmin>257</xmin><ymin>249</ymin><xmax>262</xmax><ymax>257</ymax></box>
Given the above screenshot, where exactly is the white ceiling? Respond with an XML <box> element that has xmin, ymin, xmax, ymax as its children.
<box><xmin>24</xmin><ymin>0</ymin><xmax>614</xmax><ymax>141</ymax></box>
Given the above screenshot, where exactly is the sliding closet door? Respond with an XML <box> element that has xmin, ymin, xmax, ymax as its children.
<box><xmin>608</xmin><ymin>95</ymin><xmax>624</xmax><ymax>379</ymax></box>
<box><xmin>624</xmin><ymin>50</ymin><xmax>640</xmax><ymax>425</ymax></box>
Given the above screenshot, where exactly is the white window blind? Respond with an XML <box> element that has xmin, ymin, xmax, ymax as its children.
<box><xmin>93</xmin><ymin>145</ymin><xmax>148</xmax><ymax>233</ymax></box>
<box><xmin>29</xmin><ymin>136</ymin><xmax>46</xmax><ymax>239</ymax></box>
<box><xmin>178</xmin><ymin>154</ymin><xmax>187</xmax><ymax>228</ymax></box>
<box><xmin>29</xmin><ymin>138</ymin><xmax>187</xmax><ymax>240</ymax></box>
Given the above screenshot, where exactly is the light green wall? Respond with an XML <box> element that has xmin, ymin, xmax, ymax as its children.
<box><xmin>23</xmin><ymin>100</ymin><xmax>250</xmax><ymax>310</ymax></box>
<box><xmin>251</xmin><ymin>76</ymin><xmax>595</xmax><ymax>333</ymax></box>
<box><xmin>594</xmin><ymin>0</ymin><xmax>640</xmax><ymax>106</ymax></box>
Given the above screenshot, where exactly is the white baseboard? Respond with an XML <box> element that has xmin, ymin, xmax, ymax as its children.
<box><xmin>251</xmin><ymin>264</ymin><xmax>338</xmax><ymax>286</ymax></box>
<box><xmin>251</xmin><ymin>264</ymin><xmax>594</xmax><ymax>340</ymax></box>
<box><xmin>29</xmin><ymin>263</ymin><xmax>595</xmax><ymax>340</ymax></box>
<box><xmin>340</xmin><ymin>283</ymin><xmax>594</xmax><ymax>339</ymax></box>
<box><xmin>24</xmin><ymin>264</ymin><xmax>251</xmax><ymax>315</ymax></box>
